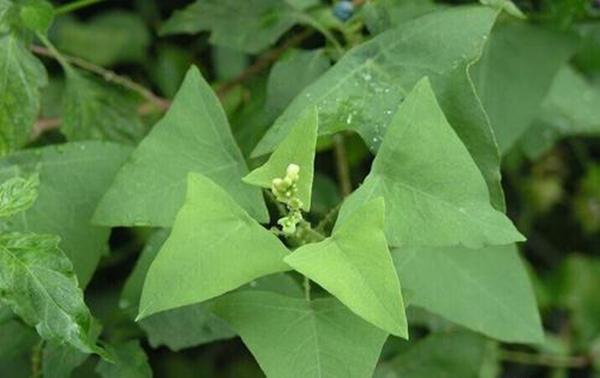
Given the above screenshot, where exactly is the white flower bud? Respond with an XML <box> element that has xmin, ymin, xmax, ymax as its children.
<box><xmin>286</xmin><ymin>164</ymin><xmax>300</xmax><ymax>182</ymax></box>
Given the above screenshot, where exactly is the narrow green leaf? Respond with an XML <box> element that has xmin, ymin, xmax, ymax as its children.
<box><xmin>244</xmin><ymin>107</ymin><xmax>318</xmax><ymax>211</ymax></box>
<box><xmin>0</xmin><ymin>232</ymin><xmax>107</xmax><ymax>357</ymax></box>
<box><xmin>0</xmin><ymin>173</ymin><xmax>38</xmax><ymax>218</ymax></box>
<box><xmin>285</xmin><ymin>198</ymin><xmax>407</xmax><ymax>337</ymax></box>
<box><xmin>95</xmin><ymin>340</ymin><xmax>152</xmax><ymax>378</ymax></box>
<box><xmin>473</xmin><ymin>20</ymin><xmax>576</xmax><ymax>153</ymax></box>
<box><xmin>137</xmin><ymin>173</ymin><xmax>289</xmax><ymax>320</ymax></box>
<box><xmin>337</xmin><ymin>78</ymin><xmax>523</xmax><ymax>249</ymax></box>
<box><xmin>94</xmin><ymin>66</ymin><xmax>268</xmax><ymax>227</ymax></box>
<box><xmin>392</xmin><ymin>244</ymin><xmax>544</xmax><ymax>343</ymax></box>
<box><xmin>213</xmin><ymin>291</ymin><xmax>388</xmax><ymax>378</ymax></box>
<box><xmin>0</xmin><ymin>33</ymin><xmax>47</xmax><ymax>155</ymax></box>
<box><xmin>62</xmin><ymin>68</ymin><xmax>146</xmax><ymax>144</ymax></box>
<box><xmin>375</xmin><ymin>330</ymin><xmax>499</xmax><ymax>378</ymax></box>
<box><xmin>253</xmin><ymin>5</ymin><xmax>506</xmax><ymax>209</ymax></box>
<box><xmin>160</xmin><ymin>0</ymin><xmax>303</xmax><ymax>53</ymax></box>
<box><xmin>0</xmin><ymin>141</ymin><xmax>132</xmax><ymax>286</ymax></box>
<box><xmin>19</xmin><ymin>0</ymin><xmax>54</xmax><ymax>34</ymax></box>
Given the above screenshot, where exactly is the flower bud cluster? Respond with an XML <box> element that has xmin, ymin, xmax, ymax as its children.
<box><xmin>271</xmin><ymin>164</ymin><xmax>304</xmax><ymax>235</ymax></box>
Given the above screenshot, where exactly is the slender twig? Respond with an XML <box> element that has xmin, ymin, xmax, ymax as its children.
<box><xmin>31</xmin><ymin>45</ymin><xmax>170</xmax><ymax>111</ymax></box>
<box><xmin>55</xmin><ymin>0</ymin><xmax>105</xmax><ymax>15</ymax></box>
<box><xmin>500</xmin><ymin>350</ymin><xmax>590</xmax><ymax>369</ymax></box>
<box><xmin>333</xmin><ymin>134</ymin><xmax>352</xmax><ymax>197</ymax></box>
<box><xmin>216</xmin><ymin>29</ymin><xmax>313</xmax><ymax>97</ymax></box>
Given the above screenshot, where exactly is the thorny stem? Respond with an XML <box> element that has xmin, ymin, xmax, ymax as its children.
<box><xmin>55</xmin><ymin>0</ymin><xmax>105</xmax><ymax>15</ymax></box>
<box><xmin>500</xmin><ymin>349</ymin><xmax>590</xmax><ymax>369</ymax></box>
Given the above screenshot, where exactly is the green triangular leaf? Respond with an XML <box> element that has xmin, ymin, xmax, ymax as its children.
<box><xmin>137</xmin><ymin>173</ymin><xmax>289</xmax><ymax>319</ymax></box>
<box><xmin>393</xmin><ymin>244</ymin><xmax>543</xmax><ymax>343</ymax></box>
<box><xmin>338</xmin><ymin>78</ymin><xmax>524</xmax><ymax>249</ymax></box>
<box><xmin>253</xmin><ymin>6</ymin><xmax>506</xmax><ymax>210</ymax></box>
<box><xmin>285</xmin><ymin>198</ymin><xmax>407</xmax><ymax>337</ymax></box>
<box><xmin>243</xmin><ymin>107</ymin><xmax>318</xmax><ymax>211</ymax></box>
<box><xmin>0</xmin><ymin>232</ymin><xmax>107</xmax><ymax>358</ymax></box>
<box><xmin>93</xmin><ymin>66</ymin><xmax>268</xmax><ymax>228</ymax></box>
<box><xmin>120</xmin><ymin>229</ymin><xmax>235</xmax><ymax>350</ymax></box>
<box><xmin>0</xmin><ymin>141</ymin><xmax>132</xmax><ymax>286</ymax></box>
<box><xmin>213</xmin><ymin>291</ymin><xmax>388</xmax><ymax>378</ymax></box>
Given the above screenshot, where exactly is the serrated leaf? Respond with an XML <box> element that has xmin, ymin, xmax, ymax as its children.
<box><xmin>375</xmin><ymin>330</ymin><xmax>499</xmax><ymax>378</ymax></box>
<box><xmin>253</xmin><ymin>5</ymin><xmax>506</xmax><ymax>209</ymax></box>
<box><xmin>19</xmin><ymin>0</ymin><xmax>54</xmax><ymax>34</ymax></box>
<box><xmin>0</xmin><ymin>173</ymin><xmax>38</xmax><ymax>218</ymax></box>
<box><xmin>0</xmin><ymin>33</ymin><xmax>47</xmax><ymax>155</ymax></box>
<box><xmin>62</xmin><ymin>68</ymin><xmax>146</xmax><ymax>144</ymax></box>
<box><xmin>95</xmin><ymin>340</ymin><xmax>152</xmax><ymax>378</ymax></box>
<box><xmin>473</xmin><ymin>20</ymin><xmax>575</xmax><ymax>153</ymax></box>
<box><xmin>392</xmin><ymin>244</ymin><xmax>543</xmax><ymax>343</ymax></box>
<box><xmin>94</xmin><ymin>66</ymin><xmax>268</xmax><ymax>227</ymax></box>
<box><xmin>160</xmin><ymin>0</ymin><xmax>304</xmax><ymax>53</ymax></box>
<box><xmin>137</xmin><ymin>173</ymin><xmax>289</xmax><ymax>320</ymax></box>
<box><xmin>0</xmin><ymin>232</ymin><xmax>106</xmax><ymax>357</ymax></box>
<box><xmin>213</xmin><ymin>291</ymin><xmax>388</xmax><ymax>378</ymax></box>
<box><xmin>519</xmin><ymin>65</ymin><xmax>600</xmax><ymax>159</ymax></box>
<box><xmin>337</xmin><ymin>78</ymin><xmax>523</xmax><ymax>249</ymax></box>
<box><xmin>244</xmin><ymin>107</ymin><xmax>318</xmax><ymax>211</ymax></box>
<box><xmin>285</xmin><ymin>198</ymin><xmax>407</xmax><ymax>337</ymax></box>
<box><xmin>0</xmin><ymin>141</ymin><xmax>132</xmax><ymax>286</ymax></box>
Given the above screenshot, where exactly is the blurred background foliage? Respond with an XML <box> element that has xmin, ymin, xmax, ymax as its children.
<box><xmin>1</xmin><ymin>0</ymin><xmax>600</xmax><ymax>377</ymax></box>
